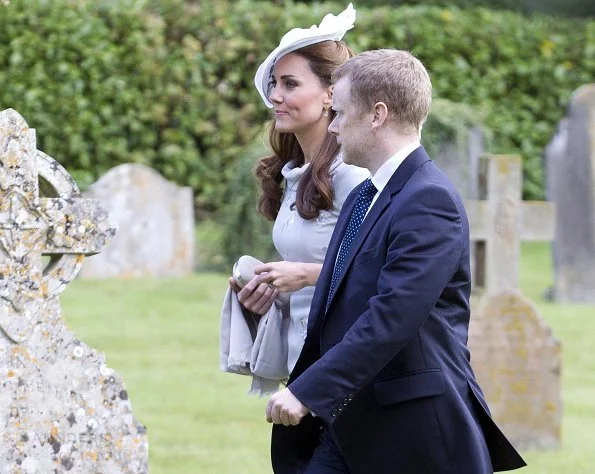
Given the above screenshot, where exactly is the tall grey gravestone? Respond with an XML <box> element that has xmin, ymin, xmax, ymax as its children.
<box><xmin>547</xmin><ymin>84</ymin><xmax>595</xmax><ymax>303</ymax></box>
<box><xmin>432</xmin><ymin>126</ymin><xmax>483</xmax><ymax>286</ymax></box>
<box><xmin>79</xmin><ymin>164</ymin><xmax>195</xmax><ymax>278</ymax></box>
<box><xmin>433</xmin><ymin>126</ymin><xmax>483</xmax><ymax>200</ymax></box>
<box><xmin>0</xmin><ymin>109</ymin><xmax>148</xmax><ymax>472</ymax></box>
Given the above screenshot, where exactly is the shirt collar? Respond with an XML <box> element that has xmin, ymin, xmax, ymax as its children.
<box><xmin>370</xmin><ymin>140</ymin><xmax>421</xmax><ymax>196</ymax></box>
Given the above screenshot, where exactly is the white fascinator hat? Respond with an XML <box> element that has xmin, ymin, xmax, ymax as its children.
<box><xmin>254</xmin><ymin>3</ymin><xmax>356</xmax><ymax>108</ymax></box>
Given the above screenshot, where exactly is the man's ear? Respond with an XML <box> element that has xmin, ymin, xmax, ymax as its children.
<box><xmin>371</xmin><ymin>102</ymin><xmax>388</xmax><ymax>131</ymax></box>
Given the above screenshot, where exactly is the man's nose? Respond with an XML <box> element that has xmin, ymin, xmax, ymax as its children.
<box><xmin>328</xmin><ymin>117</ymin><xmax>338</xmax><ymax>135</ymax></box>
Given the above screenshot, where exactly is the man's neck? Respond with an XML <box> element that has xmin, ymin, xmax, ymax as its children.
<box><xmin>368</xmin><ymin>133</ymin><xmax>420</xmax><ymax>175</ymax></box>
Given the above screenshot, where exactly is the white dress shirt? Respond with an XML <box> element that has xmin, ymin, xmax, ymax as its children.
<box><xmin>365</xmin><ymin>140</ymin><xmax>421</xmax><ymax>218</ymax></box>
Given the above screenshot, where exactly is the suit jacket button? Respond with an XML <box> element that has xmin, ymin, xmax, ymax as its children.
<box><xmin>331</xmin><ymin>410</ymin><xmax>338</xmax><ymax>417</ymax></box>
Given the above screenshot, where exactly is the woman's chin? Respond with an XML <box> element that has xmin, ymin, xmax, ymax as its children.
<box><xmin>274</xmin><ymin>123</ymin><xmax>294</xmax><ymax>133</ymax></box>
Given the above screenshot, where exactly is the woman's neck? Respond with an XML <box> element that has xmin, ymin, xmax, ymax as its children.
<box><xmin>295</xmin><ymin>119</ymin><xmax>331</xmax><ymax>164</ymax></box>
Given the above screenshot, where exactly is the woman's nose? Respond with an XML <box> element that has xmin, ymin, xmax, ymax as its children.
<box><xmin>269</xmin><ymin>85</ymin><xmax>282</xmax><ymax>104</ymax></box>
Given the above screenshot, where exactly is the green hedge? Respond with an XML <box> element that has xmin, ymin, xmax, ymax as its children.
<box><xmin>220</xmin><ymin>141</ymin><xmax>279</xmax><ymax>267</ymax></box>
<box><xmin>0</xmin><ymin>0</ymin><xmax>593</xmax><ymax>208</ymax></box>
<box><xmin>317</xmin><ymin>0</ymin><xmax>595</xmax><ymax>18</ymax></box>
<box><xmin>0</xmin><ymin>0</ymin><xmax>166</xmax><ymax>189</ymax></box>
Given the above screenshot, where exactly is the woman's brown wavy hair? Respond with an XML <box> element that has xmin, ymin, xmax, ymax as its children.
<box><xmin>254</xmin><ymin>40</ymin><xmax>354</xmax><ymax>221</ymax></box>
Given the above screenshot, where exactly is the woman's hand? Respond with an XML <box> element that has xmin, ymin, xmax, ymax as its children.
<box><xmin>254</xmin><ymin>261</ymin><xmax>322</xmax><ymax>293</ymax></box>
<box><xmin>228</xmin><ymin>275</ymin><xmax>278</xmax><ymax>315</ymax></box>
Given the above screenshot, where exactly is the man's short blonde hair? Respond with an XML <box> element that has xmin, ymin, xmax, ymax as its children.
<box><xmin>332</xmin><ymin>49</ymin><xmax>432</xmax><ymax>134</ymax></box>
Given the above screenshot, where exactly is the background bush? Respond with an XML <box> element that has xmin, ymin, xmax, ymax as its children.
<box><xmin>0</xmin><ymin>0</ymin><xmax>166</xmax><ymax>189</ymax></box>
<box><xmin>219</xmin><ymin>140</ymin><xmax>279</xmax><ymax>268</ymax></box>
<box><xmin>316</xmin><ymin>0</ymin><xmax>595</xmax><ymax>18</ymax></box>
<box><xmin>0</xmin><ymin>0</ymin><xmax>593</xmax><ymax>211</ymax></box>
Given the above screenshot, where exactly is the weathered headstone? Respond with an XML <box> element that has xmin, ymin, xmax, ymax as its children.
<box><xmin>547</xmin><ymin>84</ymin><xmax>595</xmax><ymax>303</ymax></box>
<box><xmin>465</xmin><ymin>154</ymin><xmax>561</xmax><ymax>450</ymax></box>
<box><xmin>0</xmin><ymin>109</ymin><xmax>148</xmax><ymax>472</ymax></box>
<box><xmin>79</xmin><ymin>164</ymin><xmax>195</xmax><ymax>278</ymax></box>
<box><xmin>469</xmin><ymin>291</ymin><xmax>562</xmax><ymax>450</ymax></box>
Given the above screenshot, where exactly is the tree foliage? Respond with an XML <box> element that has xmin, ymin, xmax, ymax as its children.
<box><xmin>321</xmin><ymin>0</ymin><xmax>595</xmax><ymax>17</ymax></box>
<box><xmin>0</xmin><ymin>0</ymin><xmax>593</xmax><ymax>210</ymax></box>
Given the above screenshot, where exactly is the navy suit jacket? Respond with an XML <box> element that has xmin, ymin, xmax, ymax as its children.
<box><xmin>271</xmin><ymin>147</ymin><xmax>526</xmax><ymax>473</ymax></box>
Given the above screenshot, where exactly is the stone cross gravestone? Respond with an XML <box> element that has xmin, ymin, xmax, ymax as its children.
<box><xmin>468</xmin><ymin>290</ymin><xmax>562</xmax><ymax>450</ymax></box>
<box><xmin>464</xmin><ymin>155</ymin><xmax>555</xmax><ymax>292</ymax></box>
<box><xmin>0</xmin><ymin>109</ymin><xmax>148</xmax><ymax>472</ymax></box>
<box><xmin>546</xmin><ymin>83</ymin><xmax>595</xmax><ymax>303</ymax></box>
<box><xmin>79</xmin><ymin>164</ymin><xmax>195</xmax><ymax>278</ymax></box>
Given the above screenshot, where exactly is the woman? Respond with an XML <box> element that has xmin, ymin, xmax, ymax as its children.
<box><xmin>229</xmin><ymin>4</ymin><xmax>368</xmax><ymax>374</ymax></box>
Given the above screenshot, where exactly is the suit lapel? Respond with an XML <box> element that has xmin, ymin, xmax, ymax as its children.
<box><xmin>323</xmin><ymin>190</ymin><xmax>390</xmax><ymax>313</ymax></box>
<box><xmin>306</xmin><ymin>188</ymin><xmax>359</xmax><ymax>332</ymax></box>
<box><xmin>324</xmin><ymin>146</ymin><xmax>432</xmax><ymax>313</ymax></box>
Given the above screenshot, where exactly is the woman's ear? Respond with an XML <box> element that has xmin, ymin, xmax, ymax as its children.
<box><xmin>323</xmin><ymin>85</ymin><xmax>333</xmax><ymax>108</ymax></box>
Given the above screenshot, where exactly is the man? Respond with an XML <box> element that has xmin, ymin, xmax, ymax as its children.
<box><xmin>264</xmin><ymin>49</ymin><xmax>527</xmax><ymax>473</ymax></box>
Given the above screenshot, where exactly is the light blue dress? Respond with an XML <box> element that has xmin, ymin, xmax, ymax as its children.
<box><xmin>272</xmin><ymin>155</ymin><xmax>368</xmax><ymax>373</ymax></box>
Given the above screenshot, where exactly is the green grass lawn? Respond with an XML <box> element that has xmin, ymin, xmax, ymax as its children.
<box><xmin>60</xmin><ymin>243</ymin><xmax>595</xmax><ymax>473</ymax></box>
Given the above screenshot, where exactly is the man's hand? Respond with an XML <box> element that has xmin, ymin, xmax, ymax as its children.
<box><xmin>266</xmin><ymin>388</ymin><xmax>310</xmax><ymax>426</ymax></box>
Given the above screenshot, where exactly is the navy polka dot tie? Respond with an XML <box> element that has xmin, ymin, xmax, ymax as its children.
<box><xmin>327</xmin><ymin>178</ymin><xmax>377</xmax><ymax>308</ymax></box>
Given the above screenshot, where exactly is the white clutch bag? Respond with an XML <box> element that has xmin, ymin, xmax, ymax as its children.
<box><xmin>233</xmin><ymin>255</ymin><xmax>290</xmax><ymax>306</ymax></box>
